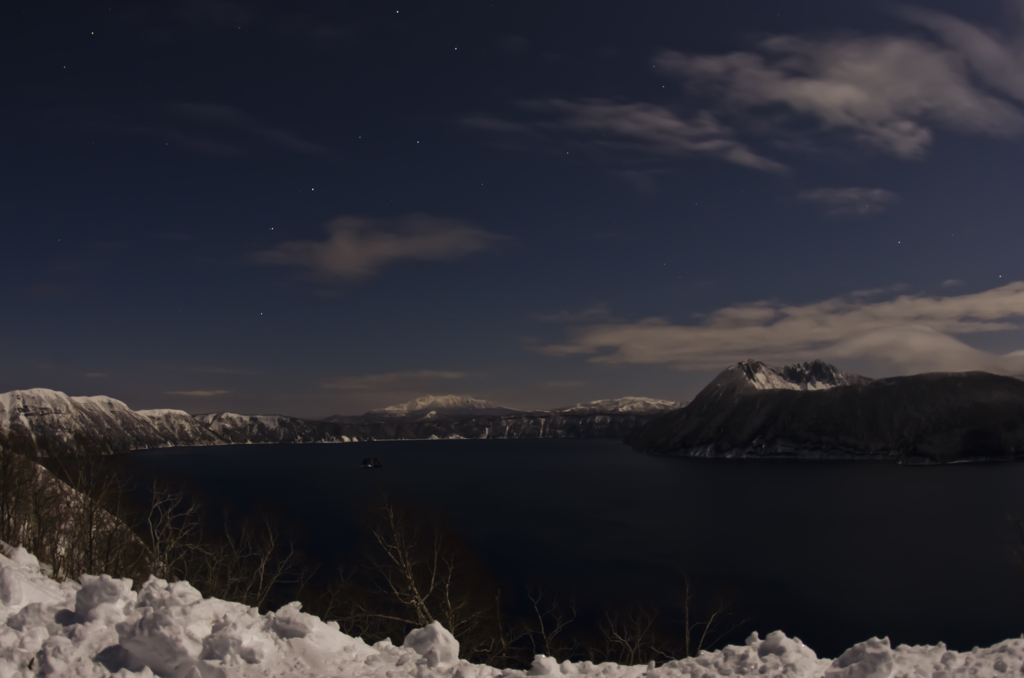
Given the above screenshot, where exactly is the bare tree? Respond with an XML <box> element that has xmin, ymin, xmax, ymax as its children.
<box><xmin>186</xmin><ymin>513</ymin><xmax>305</xmax><ymax>611</ymax></box>
<box><xmin>677</xmin><ymin>571</ymin><xmax>746</xmax><ymax>657</ymax></box>
<box><xmin>364</xmin><ymin>497</ymin><xmax>487</xmax><ymax>635</ymax></box>
<box><xmin>141</xmin><ymin>482</ymin><xmax>208</xmax><ymax>582</ymax></box>
<box><xmin>358</xmin><ymin>496</ymin><xmax>518</xmax><ymax>663</ymax></box>
<box><xmin>0</xmin><ymin>448</ymin><xmax>150</xmax><ymax>583</ymax></box>
<box><xmin>526</xmin><ymin>586</ymin><xmax>577</xmax><ymax>659</ymax></box>
<box><xmin>598</xmin><ymin>603</ymin><xmax>667</xmax><ymax>665</ymax></box>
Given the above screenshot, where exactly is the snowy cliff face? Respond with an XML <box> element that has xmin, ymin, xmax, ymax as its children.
<box><xmin>3</xmin><ymin>545</ymin><xmax>1024</xmax><ymax>678</ymax></box>
<box><xmin>194</xmin><ymin>412</ymin><xmax>361</xmax><ymax>444</ymax></box>
<box><xmin>398</xmin><ymin>411</ymin><xmax>663</xmax><ymax>440</ymax></box>
<box><xmin>0</xmin><ymin>388</ymin><xmax>685</xmax><ymax>456</ymax></box>
<box><xmin>339</xmin><ymin>395</ymin><xmax>684</xmax><ymax>439</ymax></box>
<box><xmin>0</xmin><ymin>389</ymin><xmax>220</xmax><ymax>455</ymax></box>
<box><xmin>632</xmin><ymin>361</ymin><xmax>1024</xmax><ymax>463</ymax></box>
<box><xmin>364</xmin><ymin>395</ymin><xmax>521</xmax><ymax>422</ymax></box>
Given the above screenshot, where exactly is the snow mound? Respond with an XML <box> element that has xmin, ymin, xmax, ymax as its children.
<box><xmin>3</xmin><ymin>547</ymin><xmax>1024</xmax><ymax>678</ymax></box>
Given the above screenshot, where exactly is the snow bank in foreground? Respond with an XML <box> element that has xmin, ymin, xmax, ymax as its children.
<box><xmin>2</xmin><ymin>547</ymin><xmax>1023</xmax><ymax>678</ymax></box>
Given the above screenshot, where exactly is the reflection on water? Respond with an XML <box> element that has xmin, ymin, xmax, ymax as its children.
<box><xmin>120</xmin><ymin>439</ymin><xmax>1024</xmax><ymax>657</ymax></box>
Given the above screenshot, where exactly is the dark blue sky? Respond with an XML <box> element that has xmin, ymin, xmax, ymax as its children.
<box><xmin>5</xmin><ymin>0</ymin><xmax>1024</xmax><ymax>417</ymax></box>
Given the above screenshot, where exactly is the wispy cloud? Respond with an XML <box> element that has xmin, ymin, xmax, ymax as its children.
<box><xmin>166</xmin><ymin>390</ymin><xmax>230</xmax><ymax>397</ymax></box>
<box><xmin>533</xmin><ymin>99</ymin><xmax>785</xmax><ymax>172</ymax></box>
<box><xmin>850</xmin><ymin>283</ymin><xmax>910</xmax><ymax>299</ymax></box>
<box><xmin>798</xmin><ymin>187</ymin><xmax>899</xmax><ymax>215</ymax></box>
<box><xmin>655</xmin><ymin>6</ymin><xmax>1024</xmax><ymax>159</ymax></box>
<box><xmin>537</xmin><ymin>304</ymin><xmax>619</xmax><ymax>324</ymax></box>
<box><xmin>467</xmin><ymin>7</ymin><xmax>1024</xmax><ymax>174</ymax></box>
<box><xmin>899</xmin><ymin>4</ymin><xmax>1024</xmax><ymax>104</ymax></box>
<box><xmin>49</xmin><ymin>103</ymin><xmax>325</xmax><ymax>156</ymax></box>
<box><xmin>540</xmin><ymin>380</ymin><xmax>587</xmax><ymax>389</ymax></box>
<box><xmin>187</xmin><ymin>366</ymin><xmax>258</xmax><ymax>375</ymax></box>
<box><xmin>942</xmin><ymin>278</ymin><xmax>965</xmax><ymax>289</ymax></box>
<box><xmin>542</xmin><ymin>282</ymin><xmax>1024</xmax><ymax>374</ymax></box>
<box><xmin>324</xmin><ymin>370</ymin><xmax>468</xmax><ymax>390</ymax></box>
<box><xmin>167</xmin><ymin>103</ymin><xmax>326</xmax><ymax>155</ymax></box>
<box><xmin>254</xmin><ymin>214</ymin><xmax>500</xmax><ymax>280</ymax></box>
<box><xmin>465</xmin><ymin>100</ymin><xmax>785</xmax><ymax>173</ymax></box>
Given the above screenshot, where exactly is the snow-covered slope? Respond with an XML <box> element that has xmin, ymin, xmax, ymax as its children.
<box><xmin>632</xmin><ymin>361</ymin><xmax>1024</xmax><ymax>463</ymax></box>
<box><xmin>731</xmin><ymin>359</ymin><xmax>871</xmax><ymax>391</ymax></box>
<box><xmin>556</xmin><ymin>397</ymin><xmax>686</xmax><ymax>415</ymax></box>
<box><xmin>0</xmin><ymin>386</ymin><xmax>673</xmax><ymax>455</ymax></box>
<box><xmin>0</xmin><ymin>389</ymin><xmax>220</xmax><ymax>455</ymax></box>
<box><xmin>195</xmin><ymin>412</ymin><xmax>360</xmax><ymax>444</ymax></box>
<box><xmin>364</xmin><ymin>395</ymin><xmax>520</xmax><ymax>421</ymax></box>
<box><xmin>3</xmin><ymin>544</ymin><xmax>1024</xmax><ymax>678</ymax></box>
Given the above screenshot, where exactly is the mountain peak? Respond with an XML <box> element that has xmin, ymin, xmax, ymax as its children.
<box><xmin>730</xmin><ymin>359</ymin><xmax>870</xmax><ymax>391</ymax></box>
<box><xmin>365</xmin><ymin>395</ymin><xmax>520</xmax><ymax>421</ymax></box>
<box><xmin>557</xmin><ymin>397</ymin><xmax>686</xmax><ymax>415</ymax></box>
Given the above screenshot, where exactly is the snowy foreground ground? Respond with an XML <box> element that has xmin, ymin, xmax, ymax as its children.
<box><xmin>2</xmin><ymin>548</ymin><xmax>1023</xmax><ymax>678</ymax></box>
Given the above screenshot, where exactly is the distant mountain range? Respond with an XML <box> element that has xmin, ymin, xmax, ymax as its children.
<box><xmin>7</xmin><ymin>359</ymin><xmax>1024</xmax><ymax>463</ymax></box>
<box><xmin>328</xmin><ymin>395</ymin><xmax>522</xmax><ymax>423</ymax></box>
<box><xmin>630</xmin><ymin>359</ymin><xmax>1024</xmax><ymax>463</ymax></box>
<box><xmin>0</xmin><ymin>389</ymin><xmax>684</xmax><ymax>456</ymax></box>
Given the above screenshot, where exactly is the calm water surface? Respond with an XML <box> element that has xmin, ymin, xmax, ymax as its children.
<box><xmin>120</xmin><ymin>439</ymin><xmax>1024</xmax><ymax>657</ymax></box>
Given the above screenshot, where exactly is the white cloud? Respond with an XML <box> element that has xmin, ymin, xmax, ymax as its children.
<box><xmin>656</xmin><ymin>21</ymin><xmax>1024</xmax><ymax>157</ymax></box>
<box><xmin>900</xmin><ymin>4</ymin><xmax>1024</xmax><ymax>104</ymax></box>
<box><xmin>942</xmin><ymin>278</ymin><xmax>964</xmax><ymax>288</ymax></box>
<box><xmin>465</xmin><ymin>99</ymin><xmax>785</xmax><ymax>173</ymax></box>
<box><xmin>527</xmin><ymin>99</ymin><xmax>786</xmax><ymax>172</ymax></box>
<box><xmin>799</xmin><ymin>187</ymin><xmax>899</xmax><ymax>215</ymax></box>
<box><xmin>542</xmin><ymin>282</ymin><xmax>1024</xmax><ymax>374</ymax></box>
<box><xmin>323</xmin><ymin>370</ymin><xmax>468</xmax><ymax>390</ymax></box>
<box><xmin>254</xmin><ymin>214</ymin><xmax>499</xmax><ymax>280</ymax></box>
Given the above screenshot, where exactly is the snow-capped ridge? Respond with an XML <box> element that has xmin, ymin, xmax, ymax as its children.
<box><xmin>0</xmin><ymin>388</ymin><xmax>222</xmax><ymax>453</ymax></box>
<box><xmin>557</xmin><ymin>397</ymin><xmax>686</xmax><ymax>415</ymax></box>
<box><xmin>731</xmin><ymin>359</ymin><xmax>871</xmax><ymax>392</ymax></box>
<box><xmin>366</xmin><ymin>395</ymin><xmax>520</xmax><ymax>420</ymax></box>
<box><xmin>633</xmin><ymin>361</ymin><xmax>1024</xmax><ymax>462</ymax></box>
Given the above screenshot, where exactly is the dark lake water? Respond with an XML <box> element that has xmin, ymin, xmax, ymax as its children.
<box><xmin>117</xmin><ymin>439</ymin><xmax>1024</xmax><ymax>658</ymax></box>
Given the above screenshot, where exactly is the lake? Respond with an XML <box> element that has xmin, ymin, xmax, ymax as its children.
<box><xmin>116</xmin><ymin>439</ymin><xmax>1024</xmax><ymax>658</ymax></box>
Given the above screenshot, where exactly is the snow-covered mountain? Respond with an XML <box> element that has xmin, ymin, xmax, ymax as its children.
<box><xmin>632</xmin><ymin>360</ymin><xmax>1024</xmax><ymax>463</ymax></box>
<box><xmin>0</xmin><ymin>387</ymin><xmax>680</xmax><ymax>456</ymax></box>
<box><xmin>556</xmin><ymin>397</ymin><xmax>685</xmax><ymax>415</ymax></box>
<box><xmin>0</xmin><ymin>389</ymin><xmax>220</xmax><ymax>455</ymax></box>
<box><xmin>363</xmin><ymin>395</ymin><xmax>521</xmax><ymax>422</ymax></box>
<box><xmin>730</xmin><ymin>359</ymin><xmax>871</xmax><ymax>391</ymax></box>
<box><xmin>194</xmin><ymin>412</ymin><xmax>360</xmax><ymax>444</ymax></box>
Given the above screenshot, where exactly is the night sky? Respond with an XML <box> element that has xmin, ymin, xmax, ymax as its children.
<box><xmin>5</xmin><ymin>0</ymin><xmax>1024</xmax><ymax>418</ymax></box>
